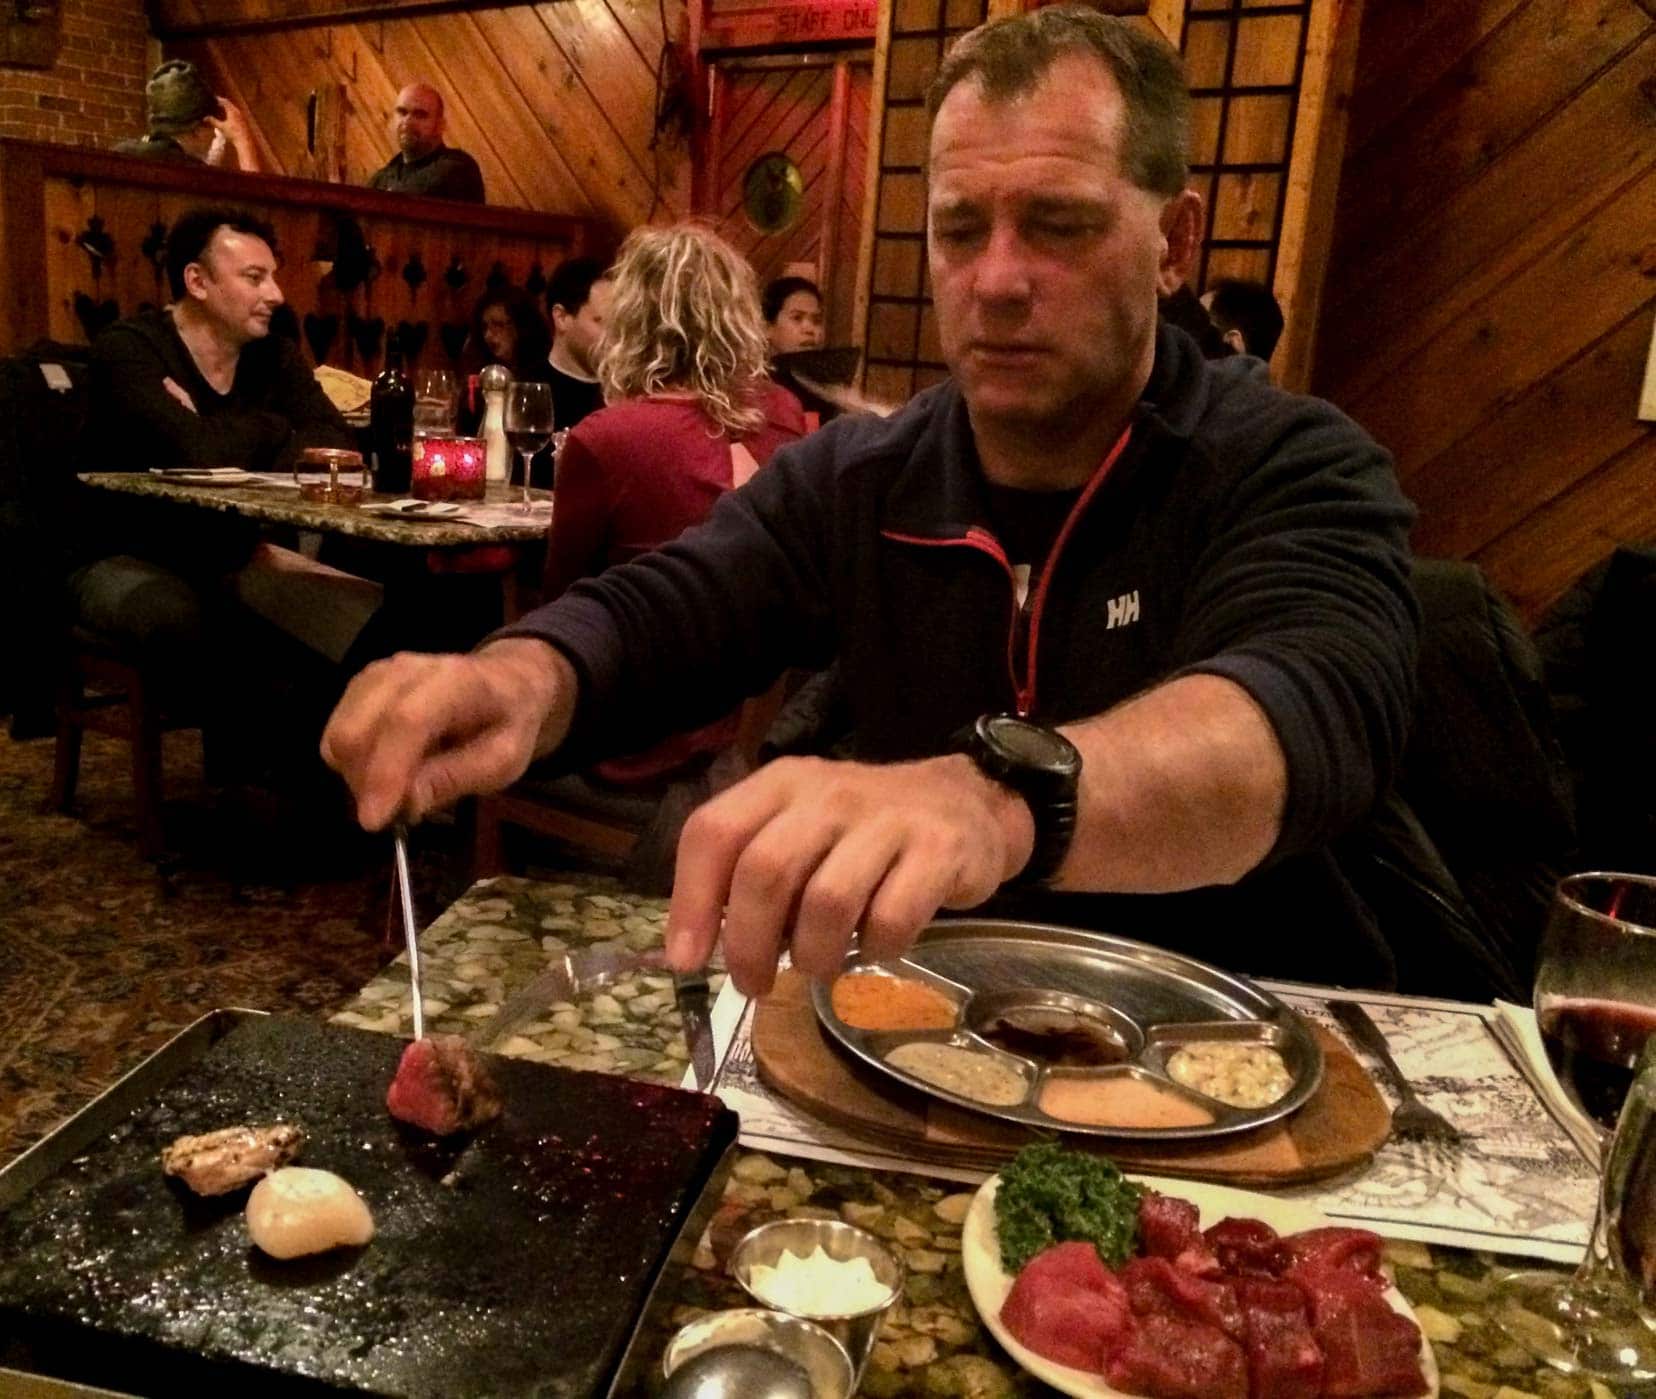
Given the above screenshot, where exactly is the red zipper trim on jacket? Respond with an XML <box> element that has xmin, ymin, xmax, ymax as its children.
<box><xmin>1018</xmin><ymin>424</ymin><xmax>1134</xmax><ymax>716</ymax></box>
<box><xmin>879</xmin><ymin>526</ymin><xmax>1023</xmax><ymax>701</ymax></box>
<box><xmin>879</xmin><ymin>422</ymin><xmax>1133</xmax><ymax>716</ymax></box>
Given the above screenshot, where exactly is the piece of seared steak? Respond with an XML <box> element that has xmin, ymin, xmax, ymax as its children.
<box><xmin>387</xmin><ymin>1034</ymin><xmax>503</xmax><ymax>1135</ymax></box>
<box><xmin>160</xmin><ymin>1123</ymin><xmax>306</xmax><ymax>1196</ymax></box>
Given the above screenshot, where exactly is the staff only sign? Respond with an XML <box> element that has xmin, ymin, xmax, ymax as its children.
<box><xmin>703</xmin><ymin>0</ymin><xmax>879</xmax><ymax>50</ymax></box>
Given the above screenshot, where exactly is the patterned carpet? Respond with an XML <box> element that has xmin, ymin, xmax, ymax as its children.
<box><xmin>0</xmin><ymin>726</ymin><xmax>477</xmax><ymax>1167</ymax></box>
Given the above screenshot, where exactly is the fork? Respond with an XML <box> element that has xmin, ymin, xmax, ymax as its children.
<box><xmin>1328</xmin><ymin>999</ymin><xmax>1464</xmax><ymax>1144</ymax></box>
<box><xmin>473</xmin><ymin>945</ymin><xmax>669</xmax><ymax>1048</ymax></box>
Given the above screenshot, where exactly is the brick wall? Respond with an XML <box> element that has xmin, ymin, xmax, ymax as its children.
<box><xmin>0</xmin><ymin>0</ymin><xmax>150</xmax><ymax>147</ymax></box>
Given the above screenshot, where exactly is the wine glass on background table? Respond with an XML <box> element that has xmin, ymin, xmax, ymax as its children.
<box><xmin>1495</xmin><ymin>871</ymin><xmax>1656</xmax><ymax>1383</ymax></box>
<box><xmin>505</xmin><ymin>382</ymin><xmax>554</xmax><ymax>513</ymax></box>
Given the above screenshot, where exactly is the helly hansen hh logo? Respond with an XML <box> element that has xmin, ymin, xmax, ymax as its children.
<box><xmin>1106</xmin><ymin>590</ymin><xmax>1141</xmax><ymax>629</ymax></box>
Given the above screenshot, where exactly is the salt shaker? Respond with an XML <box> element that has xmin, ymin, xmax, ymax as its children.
<box><xmin>479</xmin><ymin>363</ymin><xmax>512</xmax><ymax>483</ymax></box>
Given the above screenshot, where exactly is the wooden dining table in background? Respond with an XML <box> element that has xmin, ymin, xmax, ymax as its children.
<box><xmin>77</xmin><ymin>471</ymin><xmax>552</xmax><ymax>623</ymax></box>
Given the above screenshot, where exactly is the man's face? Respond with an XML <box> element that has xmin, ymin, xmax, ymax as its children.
<box><xmin>393</xmin><ymin>85</ymin><xmax>444</xmax><ymax>159</ymax></box>
<box><xmin>186</xmin><ymin>228</ymin><xmax>283</xmax><ymax>345</ymax></box>
<box><xmin>554</xmin><ymin>277</ymin><xmax>613</xmax><ymax>376</ymax></box>
<box><xmin>768</xmin><ymin>290</ymin><xmax>824</xmax><ymax>354</ymax></box>
<box><xmin>927</xmin><ymin>53</ymin><xmax>1175</xmax><ymax>438</ymax></box>
<box><xmin>481</xmin><ymin>304</ymin><xmax>516</xmax><ymax>363</ymax></box>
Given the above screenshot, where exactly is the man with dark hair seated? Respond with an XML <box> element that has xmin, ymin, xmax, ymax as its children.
<box><xmin>74</xmin><ymin>207</ymin><xmax>356</xmax><ymax>677</ymax></box>
<box><xmin>543</xmin><ymin>256</ymin><xmax>614</xmax><ymax>436</ymax></box>
<box><xmin>1202</xmin><ymin>278</ymin><xmax>1285</xmax><ymax>363</ymax></box>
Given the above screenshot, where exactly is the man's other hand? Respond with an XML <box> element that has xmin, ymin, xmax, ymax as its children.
<box><xmin>665</xmin><ymin>754</ymin><xmax>1036</xmax><ymax>997</ymax></box>
<box><xmin>320</xmin><ymin>639</ymin><xmax>573</xmax><ymax>831</ymax></box>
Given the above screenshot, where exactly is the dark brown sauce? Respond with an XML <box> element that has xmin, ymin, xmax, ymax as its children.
<box><xmin>978</xmin><ymin>1009</ymin><xmax>1130</xmax><ymax>1068</ymax></box>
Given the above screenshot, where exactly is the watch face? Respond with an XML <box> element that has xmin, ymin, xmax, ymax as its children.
<box><xmin>986</xmin><ymin>715</ymin><xmax>1072</xmax><ymax>768</ymax></box>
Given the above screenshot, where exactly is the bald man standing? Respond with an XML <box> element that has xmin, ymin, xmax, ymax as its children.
<box><xmin>367</xmin><ymin>83</ymin><xmax>485</xmax><ymax>203</ymax></box>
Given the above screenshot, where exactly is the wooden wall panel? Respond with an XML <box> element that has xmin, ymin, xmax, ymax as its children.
<box><xmin>1313</xmin><ymin>0</ymin><xmax>1656</xmax><ymax>621</ymax></box>
<box><xmin>170</xmin><ymin>0</ymin><xmax>693</xmax><ymax>235</ymax></box>
<box><xmin>0</xmin><ymin>142</ymin><xmax>606</xmax><ymax>371</ymax></box>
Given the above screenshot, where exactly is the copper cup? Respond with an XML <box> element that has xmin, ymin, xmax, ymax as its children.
<box><xmin>296</xmin><ymin>446</ymin><xmax>367</xmax><ymax>505</ymax></box>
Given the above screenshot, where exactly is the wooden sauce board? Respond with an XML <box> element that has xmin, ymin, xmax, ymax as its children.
<box><xmin>752</xmin><ymin>969</ymin><xmax>1390</xmax><ymax>1186</ymax></box>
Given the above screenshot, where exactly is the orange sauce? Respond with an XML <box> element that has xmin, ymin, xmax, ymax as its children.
<box><xmin>1039</xmin><ymin>1075</ymin><xmax>1215</xmax><ymax>1129</ymax></box>
<box><xmin>830</xmin><ymin>973</ymin><xmax>958</xmax><ymax>1032</ymax></box>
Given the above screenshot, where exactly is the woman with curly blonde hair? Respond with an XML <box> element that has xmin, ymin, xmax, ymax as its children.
<box><xmin>542</xmin><ymin>222</ymin><xmax>805</xmax><ymax>791</ymax></box>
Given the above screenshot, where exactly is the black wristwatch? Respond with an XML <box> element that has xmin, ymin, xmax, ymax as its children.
<box><xmin>955</xmin><ymin>714</ymin><xmax>1082</xmax><ymax>888</ymax></box>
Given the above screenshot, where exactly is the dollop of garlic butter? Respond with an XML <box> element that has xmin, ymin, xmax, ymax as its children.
<box><xmin>748</xmin><ymin>1245</ymin><xmax>892</xmax><ymax>1315</ymax></box>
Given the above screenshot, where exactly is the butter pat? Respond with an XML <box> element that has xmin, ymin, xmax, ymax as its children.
<box><xmin>748</xmin><ymin>1244</ymin><xmax>893</xmax><ymax>1316</ymax></box>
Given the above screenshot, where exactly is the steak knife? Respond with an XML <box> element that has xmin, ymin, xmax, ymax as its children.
<box><xmin>675</xmin><ymin>973</ymin><xmax>716</xmax><ymax>1091</ymax></box>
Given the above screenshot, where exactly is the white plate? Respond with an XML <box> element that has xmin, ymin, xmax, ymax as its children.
<box><xmin>148</xmin><ymin>468</ymin><xmax>262</xmax><ymax>486</ymax></box>
<box><xmin>961</xmin><ymin>1174</ymin><xmax>1439</xmax><ymax>1399</ymax></box>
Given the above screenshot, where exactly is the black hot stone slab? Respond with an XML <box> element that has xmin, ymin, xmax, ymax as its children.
<box><xmin>0</xmin><ymin>1015</ymin><xmax>737</xmax><ymax>1398</ymax></box>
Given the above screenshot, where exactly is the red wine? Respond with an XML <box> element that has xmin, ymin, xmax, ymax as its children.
<box><xmin>506</xmin><ymin>429</ymin><xmax>552</xmax><ymax>456</ymax></box>
<box><xmin>1539</xmin><ymin>998</ymin><xmax>1656</xmax><ymax>1130</ymax></box>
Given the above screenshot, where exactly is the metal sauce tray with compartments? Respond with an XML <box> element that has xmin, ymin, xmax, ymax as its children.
<box><xmin>813</xmin><ymin>920</ymin><xmax>1322</xmax><ymax>1140</ymax></box>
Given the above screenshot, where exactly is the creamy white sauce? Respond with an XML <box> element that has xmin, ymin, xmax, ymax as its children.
<box><xmin>884</xmin><ymin>1041</ymin><xmax>1028</xmax><ymax>1106</ymax></box>
<box><xmin>748</xmin><ymin>1245</ymin><xmax>893</xmax><ymax>1315</ymax></box>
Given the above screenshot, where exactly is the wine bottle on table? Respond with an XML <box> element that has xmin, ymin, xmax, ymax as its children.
<box><xmin>370</xmin><ymin>334</ymin><xmax>414</xmax><ymax>494</ymax></box>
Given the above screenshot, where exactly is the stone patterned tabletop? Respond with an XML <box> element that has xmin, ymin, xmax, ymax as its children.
<box><xmin>336</xmin><ymin>874</ymin><xmax>1598</xmax><ymax>1399</ymax></box>
<box><xmin>78</xmin><ymin>472</ymin><xmax>551</xmax><ymax>546</ymax></box>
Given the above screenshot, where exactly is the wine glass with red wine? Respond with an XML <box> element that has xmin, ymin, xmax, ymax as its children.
<box><xmin>504</xmin><ymin>381</ymin><xmax>554</xmax><ymax>513</ymax></box>
<box><xmin>1495</xmin><ymin>871</ymin><xmax>1656</xmax><ymax>1383</ymax></box>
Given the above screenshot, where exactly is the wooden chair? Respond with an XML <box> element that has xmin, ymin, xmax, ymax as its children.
<box><xmin>49</xmin><ymin>627</ymin><xmax>200</xmax><ymax>861</ymax></box>
<box><xmin>473</xmin><ymin>675</ymin><xmax>792</xmax><ymax>881</ymax></box>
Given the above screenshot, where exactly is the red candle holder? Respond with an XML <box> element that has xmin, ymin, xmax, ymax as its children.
<box><xmin>411</xmin><ymin>435</ymin><xmax>486</xmax><ymax>501</ymax></box>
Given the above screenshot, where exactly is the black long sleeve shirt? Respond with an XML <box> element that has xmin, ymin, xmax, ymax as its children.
<box><xmin>494</xmin><ymin>324</ymin><xmax>1421</xmax><ymax>987</ymax></box>
<box><xmin>85</xmin><ymin>306</ymin><xmax>352</xmax><ymax>474</ymax></box>
<box><xmin>78</xmin><ymin>307</ymin><xmax>354</xmax><ymax>575</ymax></box>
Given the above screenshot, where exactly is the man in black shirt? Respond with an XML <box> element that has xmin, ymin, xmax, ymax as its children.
<box><xmin>544</xmin><ymin>257</ymin><xmax>612</xmax><ymax>433</ymax></box>
<box><xmin>112</xmin><ymin>59</ymin><xmax>261</xmax><ymax>173</ymax></box>
<box><xmin>367</xmin><ymin>84</ymin><xmax>485</xmax><ymax>203</ymax></box>
<box><xmin>75</xmin><ymin>208</ymin><xmax>355</xmax><ymax>672</ymax></box>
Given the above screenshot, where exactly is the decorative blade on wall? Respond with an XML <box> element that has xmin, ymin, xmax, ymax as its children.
<box><xmin>75</xmin><ymin>215</ymin><xmax>115</xmax><ymax>280</ymax></box>
<box><xmin>347</xmin><ymin>313</ymin><xmax>385</xmax><ymax>360</ymax></box>
<box><xmin>304</xmin><ymin>312</ymin><xmax>339</xmax><ymax>364</ymax></box>
<box><xmin>439</xmin><ymin>321</ymin><xmax>469</xmax><ymax>362</ymax></box>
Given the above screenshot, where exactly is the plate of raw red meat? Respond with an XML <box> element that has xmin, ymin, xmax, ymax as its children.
<box><xmin>962</xmin><ymin>1173</ymin><xmax>1438</xmax><ymax>1399</ymax></box>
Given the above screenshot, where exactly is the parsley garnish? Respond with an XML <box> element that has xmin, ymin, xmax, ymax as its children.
<box><xmin>994</xmin><ymin>1141</ymin><xmax>1142</xmax><ymax>1273</ymax></box>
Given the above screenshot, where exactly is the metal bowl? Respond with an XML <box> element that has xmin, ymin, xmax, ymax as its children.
<box><xmin>662</xmin><ymin>1309</ymin><xmax>853</xmax><ymax>1399</ymax></box>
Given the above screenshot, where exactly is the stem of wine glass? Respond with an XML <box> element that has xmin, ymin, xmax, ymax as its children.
<box><xmin>518</xmin><ymin>450</ymin><xmax>535</xmax><ymax>513</ymax></box>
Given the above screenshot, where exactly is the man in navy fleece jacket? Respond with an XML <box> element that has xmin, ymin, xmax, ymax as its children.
<box><xmin>322</xmin><ymin>9</ymin><xmax>1418</xmax><ymax>996</ymax></box>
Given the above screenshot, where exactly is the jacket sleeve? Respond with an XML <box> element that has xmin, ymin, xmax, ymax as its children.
<box><xmin>540</xmin><ymin>425</ymin><xmax>613</xmax><ymax>600</ymax></box>
<box><xmin>89</xmin><ymin>327</ymin><xmax>287</xmax><ymax>470</ymax></box>
<box><xmin>490</xmin><ymin>435</ymin><xmax>842</xmax><ymax>770</ymax></box>
<box><xmin>1168</xmin><ymin>396</ymin><xmax>1420</xmax><ymax>862</ymax></box>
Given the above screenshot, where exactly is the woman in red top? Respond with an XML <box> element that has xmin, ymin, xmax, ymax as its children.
<box><xmin>544</xmin><ymin>222</ymin><xmax>806</xmax><ymax>782</ymax></box>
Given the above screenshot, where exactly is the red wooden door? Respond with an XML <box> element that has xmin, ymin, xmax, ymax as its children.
<box><xmin>698</xmin><ymin>52</ymin><xmax>872</xmax><ymax>345</ymax></box>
